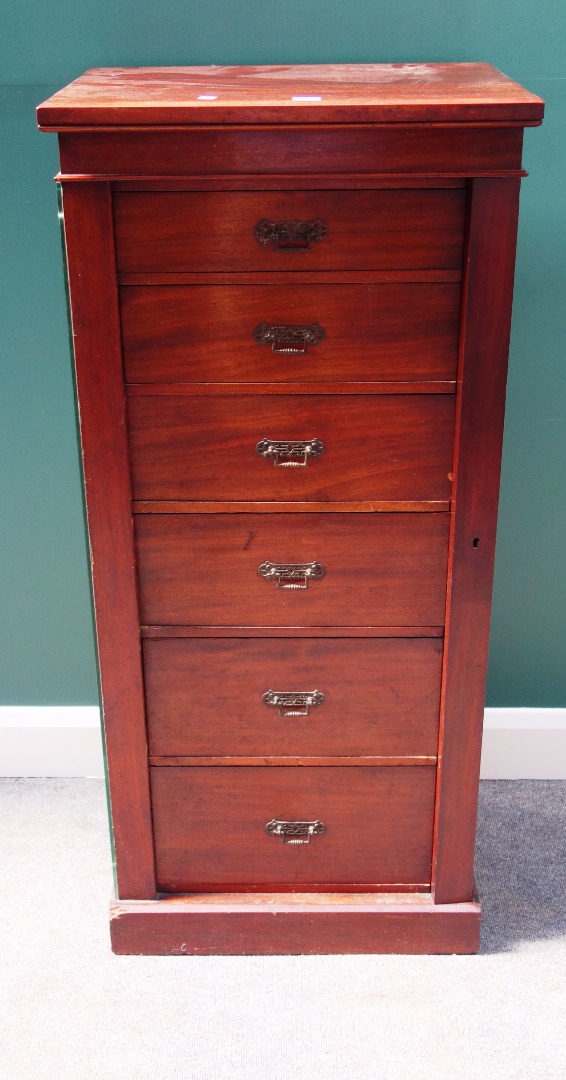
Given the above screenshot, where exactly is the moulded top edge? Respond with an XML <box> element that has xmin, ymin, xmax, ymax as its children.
<box><xmin>36</xmin><ymin>63</ymin><xmax>545</xmax><ymax>130</ymax></box>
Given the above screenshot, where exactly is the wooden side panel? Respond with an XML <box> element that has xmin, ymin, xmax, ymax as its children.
<box><xmin>150</xmin><ymin>765</ymin><xmax>437</xmax><ymax>889</ymax></box>
<box><xmin>134</xmin><ymin>512</ymin><xmax>450</xmax><ymax>627</ymax></box>
<box><xmin>142</xmin><ymin>637</ymin><xmax>443</xmax><ymax>757</ymax></box>
<box><xmin>113</xmin><ymin>189</ymin><xmax>465</xmax><ymax>272</ymax></box>
<box><xmin>127</xmin><ymin>394</ymin><xmax>455</xmax><ymax>503</ymax></box>
<box><xmin>60</xmin><ymin>183</ymin><xmax>155</xmax><ymax>898</ymax></box>
<box><xmin>433</xmin><ymin>178</ymin><xmax>522</xmax><ymax>903</ymax></box>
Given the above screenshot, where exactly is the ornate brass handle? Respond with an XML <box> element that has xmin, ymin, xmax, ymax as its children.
<box><xmin>256</xmin><ymin>437</ymin><xmax>325</xmax><ymax>468</ymax></box>
<box><xmin>262</xmin><ymin>689</ymin><xmax>325</xmax><ymax>717</ymax></box>
<box><xmin>252</xmin><ymin>322</ymin><xmax>326</xmax><ymax>354</ymax></box>
<box><xmin>253</xmin><ymin>218</ymin><xmax>328</xmax><ymax>251</ymax></box>
<box><xmin>258</xmin><ymin>561</ymin><xmax>326</xmax><ymax>590</ymax></box>
<box><xmin>265</xmin><ymin>819</ymin><xmax>326</xmax><ymax>845</ymax></box>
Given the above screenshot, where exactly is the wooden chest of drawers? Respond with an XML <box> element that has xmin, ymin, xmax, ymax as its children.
<box><xmin>38</xmin><ymin>64</ymin><xmax>543</xmax><ymax>954</ymax></box>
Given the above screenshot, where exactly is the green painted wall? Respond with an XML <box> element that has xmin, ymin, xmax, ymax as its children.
<box><xmin>1</xmin><ymin>5</ymin><xmax>564</xmax><ymax>705</ymax></box>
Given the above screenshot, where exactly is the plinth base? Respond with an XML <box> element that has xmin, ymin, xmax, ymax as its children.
<box><xmin>110</xmin><ymin>890</ymin><xmax>481</xmax><ymax>955</ymax></box>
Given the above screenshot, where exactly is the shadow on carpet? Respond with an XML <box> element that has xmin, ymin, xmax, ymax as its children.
<box><xmin>476</xmin><ymin>780</ymin><xmax>566</xmax><ymax>952</ymax></box>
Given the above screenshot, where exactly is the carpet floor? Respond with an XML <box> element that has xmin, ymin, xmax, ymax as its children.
<box><xmin>1</xmin><ymin>778</ymin><xmax>564</xmax><ymax>1079</ymax></box>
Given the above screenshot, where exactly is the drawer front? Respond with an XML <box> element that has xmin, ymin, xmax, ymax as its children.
<box><xmin>128</xmin><ymin>395</ymin><xmax>455</xmax><ymax>502</ymax></box>
<box><xmin>114</xmin><ymin>190</ymin><xmax>465</xmax><ymax>272</ymax></box>
<box><xmin>150</xmin><ymin>765</ymin><xmax>436</xmax><ymax>888</ymax></box>
<box><xmin>134</xmin><ymin>512</ymin><xmax>449</xmax><ymax>626</ymax></box>
<box><xmin>144</xmin><ymin>637</ymin><xmax>442</xmax><ymax>758</ymax></box>
<box><xmin>120</xmin><ymin>283</ymin><xmax>461</xmax><ymax>384</ymax></box>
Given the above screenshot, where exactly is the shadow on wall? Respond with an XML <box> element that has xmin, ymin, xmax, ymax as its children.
<box><xmin>476</xmin><ymin>780</ymin><xmax>566</xmax><ymax>952</ymax></box>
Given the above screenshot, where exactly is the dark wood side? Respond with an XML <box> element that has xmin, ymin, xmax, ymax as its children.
<box><xmin>60</xmin><ymin>182</ymin><xmax>155</xmax><ymax>899</ymax></box>
<box><xmin>57</xmin><ymin>126</ymin><xmax>525</xmax><ymax>178</ymax></box>
<box><xmin>113</xmin><ymin>189</ymin><xmax>465</xmax><ymax>273</ymax></box>
<box><xmin>134</xmin><ymin>512</ymin><xmax>450</xmax><ymax>627</ymax></box>
<box><xmin>119</xmin><ymin>282</ymin><xmax>461</xmax><ymax>384</ymax></box>
<box><xmin>142</xmin><ymin>637</ymin><xmax>443</xmax><ymax>758</ymax></box>
<box><xmin>109</xmin><ymin>892</ymin><xmax>481</xmax><ymax>955</ymax></box>
<box><xmin>433</xmin><ymin>178</ymin><xmax>522</xmax><ymax>904</ymax></box>
<box><xmin>126</xmin><ymin>394</ymin><xmax>455</xmax><ymax>503</ymax></box>
<box><xmin>150</xmin><ymin>765</ymin><xmax>436</xmax><ymax>889</ymax></box>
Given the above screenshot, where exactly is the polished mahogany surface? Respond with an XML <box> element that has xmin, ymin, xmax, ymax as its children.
<box><xmin>42</xmin><ymin>63</ymin><xmax>543</xmax><ymax>954</ymax></box>
<box><xmin>127</xmin><ymin>394</ymin><xmax>455</xmax><ymax>502</ymax></box>
<box><xmin>143</xmin><ymin>637</ymin><xmax>443</xmax><ymax>758</ymax></box>
<box><xmin>37</xmin><ymin>63</ymin><xmax>544</xmax><ymax>127</ymax></box>
<box><xmin>134</xmin><ymin>512</ymin><xmax>450</xmax><ymax>627</ymax></box>
<box><xmin>120</xmin><ymin>282</ymin><xmax>461</xmax><ymax>384</ymax></box>
<box><xmin>150</xmin><ymin>765</ymin><xmax>437</xmax><ymax>889</ymax></box>
<box><xmin>113</xmin><ymin>189</ymin><xmax>465</xmax><ymax>272</ymax></box>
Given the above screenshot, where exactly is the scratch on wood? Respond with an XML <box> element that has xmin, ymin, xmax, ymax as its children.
<box><xmin>243</xmin><ymin>530</ymin><xmax>254</xmax><ymax>550</ymax></box>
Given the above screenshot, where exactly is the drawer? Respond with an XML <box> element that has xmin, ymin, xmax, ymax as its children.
<box><xmin>134</xmin><ymin>512</ymin><xmax>449</xmax><ymax>626</ymax></box>
<box><xmin>144</xmin><ymin>637</ymin><xmax>442</xmax><ymax>758</ymax></box>
<box><xmin>150</xmin><ymin>765</ymin><xmax>436</xmax><ymax>888</ymax></box>
<box><xmin>120</xmin><ymin>283</ymin><xmax>461</xmax><ymax>384</ymax></box>
<box><xmin>113</xmin><ymin>190</ymin><xmax>466</xmax><ymax>272</ymax></box>
<box><xmin>127</xmin><ymin>394</ymin><xmax>455</xmax><ymax>503</ymax></box>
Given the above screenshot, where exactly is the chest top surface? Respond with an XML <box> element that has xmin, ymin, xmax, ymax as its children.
<box><xmin>37</xmin><ymin>63</ymin><xmax>544</xmax><ymax>128</ymax></box>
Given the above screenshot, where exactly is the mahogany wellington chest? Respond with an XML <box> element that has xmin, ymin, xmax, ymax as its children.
<box><xmin>37</xmin><ymin>64</ymin><xmax>544</xmax><ymax>955</ymax></box>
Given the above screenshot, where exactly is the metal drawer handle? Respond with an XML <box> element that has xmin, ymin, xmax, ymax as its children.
<box><xmin>265</xmin><ymin>819</ymin><xmax>326</xmax><ymax>845</ymax></box>
<box><xmin>258</xmin><ymin>561</ymin><xmax>326</xmax><ymax>589</ymax></box>
<box><xmin>263</xmin><ymin>689</ymin><xmax>325</xmax><ymax>717</ymax></box>
<box><xmin>253</xmin><ymin>218</ymin><xmax>328</xmax><ymax>251</ymax></box>
<box><xmin>256</xmin><ymin>437</ymin><xmax>325</xmax><ymax>468</ymax></box>
<box><xmin>252</xmin><ymin>322</ymin><xmax>326</xmax><ymax>354</ymax></box>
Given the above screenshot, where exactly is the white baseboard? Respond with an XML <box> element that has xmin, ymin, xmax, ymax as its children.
<box><xmin>481</xmin><ymin>708</ymin><xmax>566</xmax><ymax>779</ymax></box>
<box><xmin>0</xmin><ymin>707</ymin><xmax>105</xmax><ymax>778</ymax></box>
<box><xmin>0</xmin><ymin>707</ymin><xmax>565</xmax><ymax>779</ymax></box>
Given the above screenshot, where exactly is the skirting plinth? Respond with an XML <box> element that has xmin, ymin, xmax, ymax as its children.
<box><xmin>109</xmin><ymin>891</ymin><xmax>481</xmax><ymax>955</ymax></box>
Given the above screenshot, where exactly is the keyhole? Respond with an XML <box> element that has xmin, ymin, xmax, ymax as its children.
<box><xmin>472</xmin><ymin>537</ymin><xmax>480</xmax><ymax>549</ymax></box>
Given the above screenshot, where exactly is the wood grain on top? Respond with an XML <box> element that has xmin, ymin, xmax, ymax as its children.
<box><xmin>37</xmin><ymin>64</ymin><xmax>544</xmax><ymax>128</ymax></box>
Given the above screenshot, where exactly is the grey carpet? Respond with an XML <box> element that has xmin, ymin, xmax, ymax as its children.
<box><xmin>1</xmin><ymin>778</ymin><xmax>564</xmax><ymax>1079</ymax></box>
